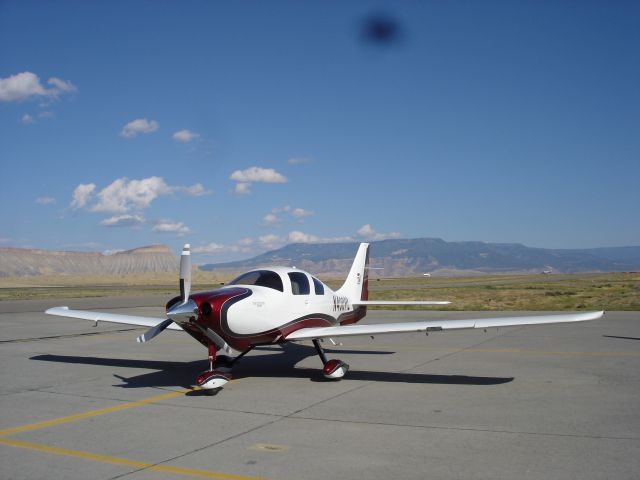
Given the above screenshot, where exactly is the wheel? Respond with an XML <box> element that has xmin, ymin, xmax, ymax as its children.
<box><xmin>322</xmin><ymin>359</ymin><xmax>349</xmax><ymax>380</ymax></box>
<box><xmin>196</xmin><ymin>370</ymin><xmax>231</xmax><ymax>390</ymax></box>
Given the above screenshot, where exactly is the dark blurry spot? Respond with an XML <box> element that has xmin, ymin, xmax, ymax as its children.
<box><xmin>362</xmin><ymin>13</ymin><xmax>403</xmax><ymax>46</ymax></box>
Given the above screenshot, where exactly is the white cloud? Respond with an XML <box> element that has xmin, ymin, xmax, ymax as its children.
<box><xmin>22</xmin><ymin>111</ymin><xmax>56</xmax><ymax>124</ymax></box>
<box><xmin>173</xmin><ymin>129</ymin><xmax>200</xmax><ymax>142</ymax></box>
<box><xmin>192</xmin><ymin>241</ymin><xmax>257</xmax><ymax>255</ymax></box>
<box><xmin>193</xmin><ymin>224</ymin><xmax>403</xmax><ymax>260</ymax></box>
<box><xmin>81</xmin><ymin>177</ymin><xmax>208</xmax><ymax>214</ymax></box>
<box><xmin>230</xmin><ymin>167</ymin><xmax>287</xmax><ymax>183</ymax></box>
<box><xmin>356</xmin><ymin>224</ymin><xmax>376</xmax><ymax>238</ymax></box>
<box><xmin>258</xmin><ymin>234</ymin><xmax>281</xmax><ymax>248</ymax></box>
<box><xmin>287</xmin><ymin>231</ymin><xmax>319</xmax><ymax>243</ymax></box>
<box><xmin>152</xmin><ymin>220</ymin><xmax>192</xmax><ymax>236</ymax></box>
<box><xmin>177</xmin><ymin>183</ymin><xmax>211</xmax><ymax>196</ymax></box>
<box><xmin>0</xmin><ymin>72</ymin><xmax>76</xmax><ymax>102</ymax></box>
<box><xmin>35</xmin><ymin>197</ymin><xmax>56</xmax><ymax>205</ymax></box>
<box><xmin>230</xmin><ymin>166</ymin><xmax>287</xmax><ymax>195</ymax></box>
<box><xmin>47</xmin><ymin>77</ymin><xmax>77</xmax><ymax>94</ymax></box>
<box><xmin>100</xmin><ymin>214</ymin><xmax>145</xmax><ymax>227</ymax></box>
<box><xmin>286</xmin><ymin>231</ymin><xmax>354</xmax><ymax>244</ymax></box>
<box><xmin>291</xmin><ymin>208</ymin><xmax>314</xmax><ymax>218</ymax></box>
<box><xmin>261</xmin><ymin>206</ymin><xmax>312</xmax><ymax>227</ymax></box>
<box><xmin>91</xmin><ymin>177</ymin><xmax>170</xmax><ymax>213</ymax></box>
<box><xmin>70</xmin><ymin>183</ymin><xmax>96</xmax><ymax>209</ymax></box>
<box><xmin>262</xmin><ymin>213</ymin><xmax>279</xmax><ymax>226</ymax></box>
<box><xmin>120</xmin><ymin>118</ymin><xmax>159</xmax><ymax>138</ymax></box>
<box><xmin>0</xmin><ymin>72</ymin><xmax>46</xmax><ymax>102</ymax></box>
<box><xmin>71</xmin><ymin>177</ymin><xmax>210</xmax><ymax>215</ymax></box>
<box><xmin>192</xmin><ymin>242</ymin><xmax>227</xmax><ymax>254</ymax></box>
<box><xmin>195</xmin><ymin>235</ymin><xmax>284</xmax><ymax>256</ymax></box>
<box><xmin>356</xmin><ymin>224</ymin><xmax>401</xmax><ymax>241</ymax></box>
<box><xmin>234</xmin><ymin>182</ymin><xmax>251</xmax><ymax>195</ymax></box>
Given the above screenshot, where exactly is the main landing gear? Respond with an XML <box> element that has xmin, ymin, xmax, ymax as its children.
<box><xmin>196</xmin><ymin>339</ymin><xmax>348</xmax><ymax>393</ymax></box>
<box><xmin>196</xmin><ymin>343</ymin><xmax>254</xmax><ymax>394</ymax></box>
<box><xmin>313</xmin><ymin>339</ymin><xmax>349</xmax><ymax>380</ymax></box>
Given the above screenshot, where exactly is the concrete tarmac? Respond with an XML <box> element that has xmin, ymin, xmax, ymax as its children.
<box><xmin>1</xmin><ymin>297</ymin><xmax>639</xmax><ymax>480</ymax></box>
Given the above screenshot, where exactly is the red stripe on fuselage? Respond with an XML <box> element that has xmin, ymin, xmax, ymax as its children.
<box><xmin>177</xmin><ymin>288</ymin><xmax>339</xmax><ymax>351</ymax></box>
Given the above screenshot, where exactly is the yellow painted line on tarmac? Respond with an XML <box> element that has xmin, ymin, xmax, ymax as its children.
<box><xmin>0</xmin><ymin>438</ymin><xmax>267</xmax><ymax>480</ymax></box>
<box><xmin>0</xmin><ymin>389</ymin><xmax>189</xmax><ymax>437</ymax></box>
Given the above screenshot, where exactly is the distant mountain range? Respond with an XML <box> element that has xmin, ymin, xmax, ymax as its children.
<box><xmin>0</xmin><ymin>245</ymin><xmax>177</xmax><ymax>277</ymax></box>
<box><xmin>200</xmin><ymin>238</ymin><xmax>640</xmax><ymax>276</ymax></box>
<box><xmin>2</xmin><ymin>239</ymin><xmax>638</xmax><ymax>278</ymax></box>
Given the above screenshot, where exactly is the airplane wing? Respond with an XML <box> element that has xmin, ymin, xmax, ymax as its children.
<box><xmin>353</xmin><ymin>300</ymin><xmax>451</xmax><ymax>306</ymax></box>
<box><xmin>285</xmin><ymin>311</ymin><xmax>604</xmax><ymax>341</ymax></box>
<box><xmin>45</xmin><ymin>307</ymin><xmax>183</xmax><ymax>331</ymax></box>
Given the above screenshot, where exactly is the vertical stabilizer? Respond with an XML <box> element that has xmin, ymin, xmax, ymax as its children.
<box><xmin>337</xmin><ymin>243</ymin><xmax>370</xmax><ymax>302</ymax></box>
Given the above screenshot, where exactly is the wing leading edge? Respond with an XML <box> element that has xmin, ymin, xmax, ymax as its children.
<box><xmin>353</xmin><ymin>300</ymin><xmax>451</xmax><ymax>306</ymax></box>
<box><xmin>45</xmin><ymin>306</ymin><xmax>183</xmax><ymax>331</ymax></box>
<box><xmin>285</xmin><ymin>311</ymin><xmax>604</xmax><ymax>341</ymax></box>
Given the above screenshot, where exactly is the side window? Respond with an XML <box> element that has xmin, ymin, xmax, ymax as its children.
<box><xmin>255</xmin><ymin>271</ymin><xmax>284</xmax><ymax>292</ymax></box>
<box><xmin>312</xmin><ymin>277</ymin><xmax>325</xmax><ymax>295</ymax></box>
<box><xmin>288</xmin><ymin>272</ymin><xmax>310</xmax><ymax>295</ymax></box>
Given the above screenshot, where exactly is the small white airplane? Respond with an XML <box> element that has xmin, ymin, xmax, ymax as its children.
<box><xmin>46</xmin><ymin>243</ymin><xmax>604</xmax><ymax>393</ymax></box>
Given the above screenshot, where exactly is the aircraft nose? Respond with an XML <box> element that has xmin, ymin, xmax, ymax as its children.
<box><xmin>167</xmin><ymin>299</ymin><xmax>198</xmax><ymax>324</ymax></box>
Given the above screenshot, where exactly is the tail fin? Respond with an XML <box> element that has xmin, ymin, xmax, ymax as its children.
<box><xmin>337</xmin><ymin>243</ymin><xmax>370</xmax><ymax>302</ymax></box>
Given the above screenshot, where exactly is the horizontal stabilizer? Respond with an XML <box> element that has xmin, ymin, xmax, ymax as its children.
<box><xmin>285</xmin><ymin>311</ymin><xmax>604</xmax><ymax>341</ymax></box>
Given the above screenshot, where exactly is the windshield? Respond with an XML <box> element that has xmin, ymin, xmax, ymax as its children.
<box><xmin>228</xmin><ymin>270</ymin><xmax>284</xmax><ymax>292</ymax></box>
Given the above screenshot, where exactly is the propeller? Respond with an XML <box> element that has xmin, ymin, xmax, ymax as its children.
<box><xmin>137</xmin><ymin>319</ymin><xmax>173</xmax><ymax>343</ymax></box>
<box><xmin>137</xmin><ymin>243</ymin><xmax>194</xmax><ymax>343</ymax></box>
<box><xmin>179</xmin><ymin>243</ymin><xmax>191</xmax><ymax>303</ymax></box>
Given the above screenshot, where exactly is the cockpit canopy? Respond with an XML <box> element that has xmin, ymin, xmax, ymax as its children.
<box><xmin>228</xmin><ymin>268</ymin><xmax>327</xmax><ymax>295</ymax></box>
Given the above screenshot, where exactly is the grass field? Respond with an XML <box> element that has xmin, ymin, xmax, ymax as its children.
<box><xmin>361</xmin><ymin>273</ymin><xmax>640</xmax><ymax>311</ymax></box>
<box><xmin>1</xmin><ymin>272</ymin><xmax>638</xmax><ymax>311</ymax></box>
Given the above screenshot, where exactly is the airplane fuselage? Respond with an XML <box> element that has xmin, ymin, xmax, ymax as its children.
<box><xmin>167</xmin><ymin>266</ymin><xmax>367</xmax><ymax>352</ymax></box>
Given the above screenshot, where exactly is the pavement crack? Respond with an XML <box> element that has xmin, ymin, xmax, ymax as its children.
<box><xmin>287</xmin><ymin>415</ymin><xmax>640</xmax><ymax>442</ymax></box>
<box><xmin>0</xmin><ymin>328</ymin><xmax>137</xmax><ymax>344</ymax></box>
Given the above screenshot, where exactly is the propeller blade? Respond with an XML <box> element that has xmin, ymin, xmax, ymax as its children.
<box><xmin>136</xmin><ymin>319</ymin><xmax>173</xmax><ymax>343</ymax></box>
<box><xmin>179</xmin><ymin>243</ymin><xmax>191</xmax><ymax>303</ymax></box>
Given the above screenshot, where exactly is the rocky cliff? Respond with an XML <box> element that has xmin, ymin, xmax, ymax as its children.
<box><xmin>0</xmin><ymin>245</ymin><xmax>178</xmax><ymax>277</ymax></box>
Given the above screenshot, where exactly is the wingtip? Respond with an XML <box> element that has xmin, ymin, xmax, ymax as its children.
<box><xmin>45</xmin><ymin>306</ymin><xmax>69</xmax><ymax>314</ymax></box>
<box><xmin>587</xmin><ymin>310</ymin><xmax>605</xmax><ymax>320</ymax></box>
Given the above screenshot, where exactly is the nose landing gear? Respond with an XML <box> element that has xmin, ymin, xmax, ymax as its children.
<box><xmin>195</xmin><ymin>343</ymin><xmax>230</xmax><ymax>395</ymax></box>
<box><xmin>196</xmin><ymin>343</ymin><xmax>255</xmax><ymax>394</ymax></box>
<box><xmin>313</xmin><ymin>339</ymin><xmax>349</xmax><ymax>380</ymax></box>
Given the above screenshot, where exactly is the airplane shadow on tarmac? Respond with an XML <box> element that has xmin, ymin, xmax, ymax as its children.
<box><xmin>31</xmin><ymin>343</ymin><xmax>513</xmax><ymax>390</ymax></box>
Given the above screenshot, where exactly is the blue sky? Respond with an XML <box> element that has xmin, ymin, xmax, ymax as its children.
<box><xmin>1</xmin><ymin>1</ymin><xmax>638</xmax><ymax>263</ymax></box>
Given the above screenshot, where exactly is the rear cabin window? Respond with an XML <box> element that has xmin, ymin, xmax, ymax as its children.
<box><xmin>288</xmin><ymin>272</ymin><xmax>310</xmax><ymax>295</ymax></box>
<box><xmin>229</xmin><ymin>270</ymin><xmax>284</xmax><ymax>292</ymax></box>
<box><xmin>312</xmin><ymin>277</ymin><xmax>325</xmax><ymax>295</ymax></box>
